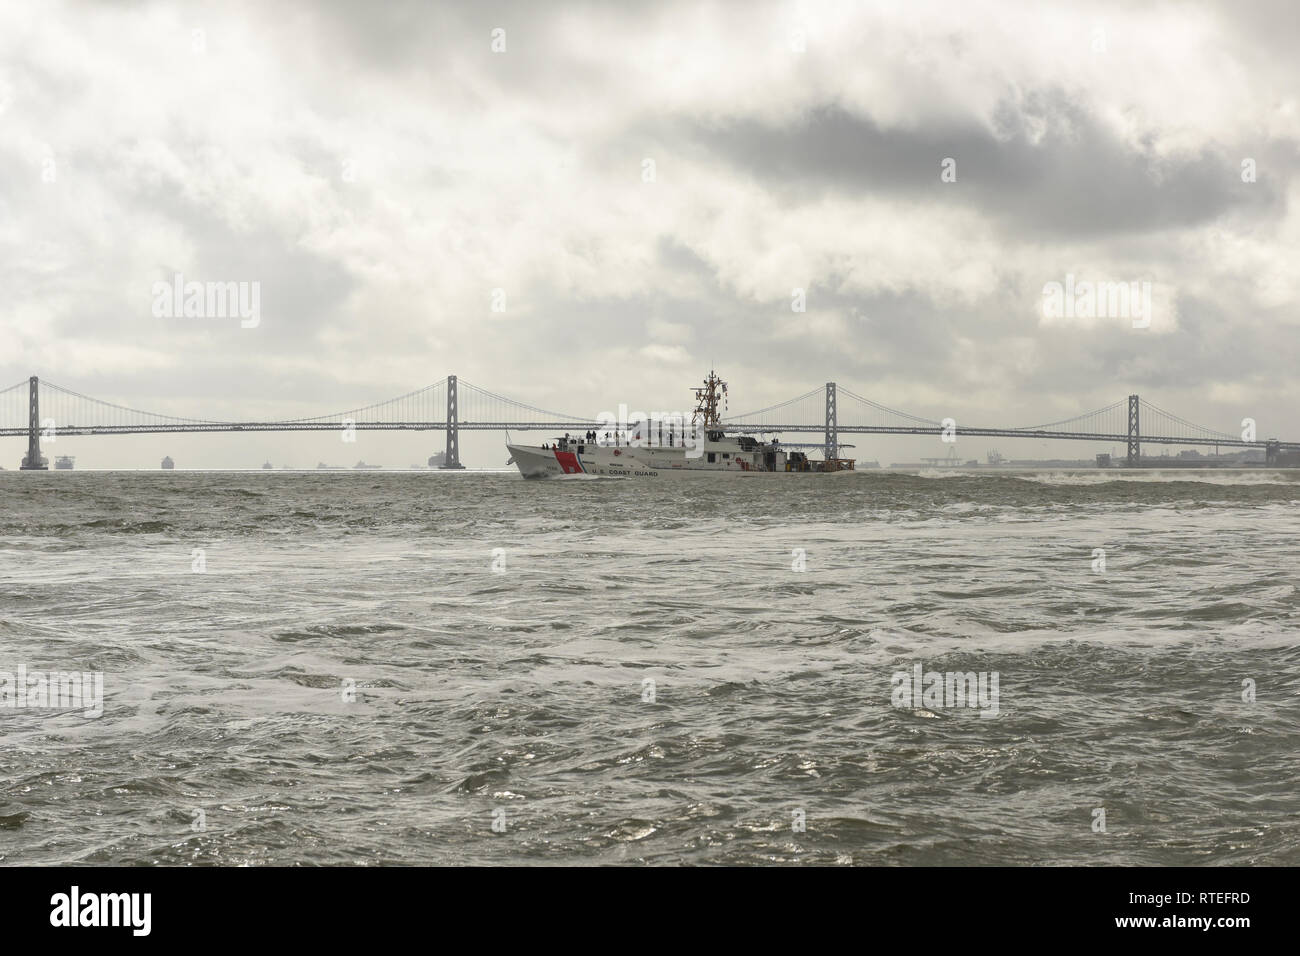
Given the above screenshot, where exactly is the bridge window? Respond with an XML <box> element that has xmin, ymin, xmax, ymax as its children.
<box><xmin>707</xmin><ymin>452</ymin><xmax>716</xmax><ymax>463</ymax></box>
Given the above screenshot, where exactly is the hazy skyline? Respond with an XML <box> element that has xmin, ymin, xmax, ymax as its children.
<box><xmin>2</xmin><ymin>0</ymin><xmax>1297</xmax><ymax>467</ymax></box>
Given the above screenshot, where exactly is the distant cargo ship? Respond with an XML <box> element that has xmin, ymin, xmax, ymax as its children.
<box><xmin>353</xmin><ymin>461</ymin><xmax>382</xmax><ymax>470</ymax></box>
<box><xmin>54</xmin><ymin>455</ymin><xmax>75</xmax><ymax>470</ymax></box>
<box><xmin>161</xmin><ymin>456</ymin><xmax>175</xmax><ymax>470</ymax></box>
<box><xmin>262</xmin><ymin>461</ymin><xmax>273</xmax><ymax>470</ymax></box>
<box><xmin>403</xmin><ymin>453</ymin><xmax>450</xmax><ymax>469</ymax></box>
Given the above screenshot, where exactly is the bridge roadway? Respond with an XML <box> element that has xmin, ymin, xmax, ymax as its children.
<box><xmin>2</xmin><ymin>422</ymin><xmax>1294</xmax><ymax>450</ymax></box>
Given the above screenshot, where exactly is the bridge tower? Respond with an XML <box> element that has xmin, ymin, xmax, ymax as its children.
<box><xmin>824</xmin><ymin>382</ymin><xmax>838</xmax><ymax>461</ymax></box>
<box><xmin>439</xmin><ymin>374</ymin><xmax>465</xmax><ymax>469</ymax></box>
<box><xmin>20</xmin><ymin>376</ymin><xmax>47</xmax><ymax>470</ymax></box>
<box><xmin>1266</xmin><ymin>439</ymin><xmax>1280</xmax><ymax>466</ymax></box>
<box><xmin>1126</xmin><ymin>394</ymin><xmax>1140</xmax><ymax>467</ymax></box>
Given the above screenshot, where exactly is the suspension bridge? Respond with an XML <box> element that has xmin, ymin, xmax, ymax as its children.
<box><xmin>1</xmin><ymin>375</ymin><xmax>1293</xmax><ymax>469</ymax></box>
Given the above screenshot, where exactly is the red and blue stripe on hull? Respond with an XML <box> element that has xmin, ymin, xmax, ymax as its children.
<box><xmin>553</xmin><ymin>449</ymin><xmax>585</xmax><ymax>474</ymax></box>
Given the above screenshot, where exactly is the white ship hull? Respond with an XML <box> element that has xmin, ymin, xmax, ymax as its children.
<box><xmin>506</xmin><ymin>441</ymin><xmax>852</xmax><ymax>479</ymax></box>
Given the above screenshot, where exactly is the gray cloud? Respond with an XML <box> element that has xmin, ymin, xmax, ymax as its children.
<box><xmin>682</xmin><ymin>96</ymin><xmax>1288</xmax><ymax>238</ymax></box>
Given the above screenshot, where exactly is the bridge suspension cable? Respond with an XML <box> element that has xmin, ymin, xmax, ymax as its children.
<box><xmin>458</xmin><ymin>379</ymin><xmax>598</xmax><ymax>426</ymax></box>
<box><xmin>724</xmin><ymin>386</ymin><xmax>824</xmax><ymax>427</ymax></box>
<box><xmin>276</xmin><ymin>380</ymin><xmax>447</xmax><ymax>424</ymax></box>
<box><xmin>1138</xmin><ymin>398</ymin><xmax>1238</xmax><ymax>443</ymax></box>
<box><xmin>0</xmin><ymin>380</ymin><xmax>31</xmax><ymax>432</ymax></box>
<box><xmin>1007</xmin><ymin>398</ymin><xmax>1129</xmax><ymax>434</ymax></box>
<box><xmin>836</xmin><ymin>385</ymin><xmax>943</xmax><ymax>429</ymax></box>
<box><xmin>39</xmin><ymin>380</ymin><xmax>231</xmax><ymax>428</ymax></box>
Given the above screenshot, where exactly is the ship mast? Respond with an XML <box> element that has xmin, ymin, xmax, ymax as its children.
<box><xmin>692</xmin><ymin>370</ymin><xmax>728</xmax><ymax>428</ymax></box>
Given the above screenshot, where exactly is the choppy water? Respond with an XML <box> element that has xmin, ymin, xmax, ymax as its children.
<box><xmin>2</xmin><ymin>469</ymin><xmax>1298</xmax><ymax>865</ymax></box>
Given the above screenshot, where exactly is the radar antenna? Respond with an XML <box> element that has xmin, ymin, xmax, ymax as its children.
<box><xmin>692</xmin><ymin>370</ymin><xmax>728</xmax><ymax>427</ymax></box>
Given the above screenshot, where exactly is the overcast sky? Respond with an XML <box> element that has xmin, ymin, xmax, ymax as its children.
<box><xmin>1</xmin><ymin>0</ymin><xmax>1297</xmax><ymax>468</ymax></box>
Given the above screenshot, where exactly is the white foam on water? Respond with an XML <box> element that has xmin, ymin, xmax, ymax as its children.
<box><xmin>1013</xmin><ymin>470</ymin><xmax>1300</xmax><ymax>486</ymax></box>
